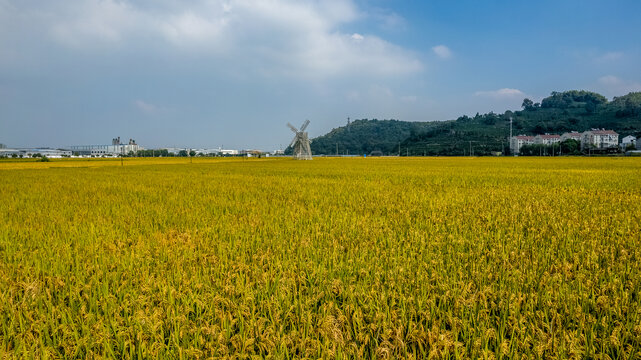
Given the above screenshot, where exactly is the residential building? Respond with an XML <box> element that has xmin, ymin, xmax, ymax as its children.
<box><xmin>581</xmin><ymin>129</ymin><xmax>619</xmax><ymax>150</ymax></box>
<box><xmin>561</xmin><ymin>132</ymin><xmax>582</xmax><ymax>142</ymax></box>
<box><xmin>621</xmin><ymin>135</ymin><xmax>636</xmax><ymax>150</ymax></box>
<box><xmin>510</xmin><ymin>135</ymin><xmax>535</xmax><ymax>154</ymax></box>
<box><xmin>535</xmin><ymin>134</ymin><xmax>561</xmax><ymax>145</ymax></box>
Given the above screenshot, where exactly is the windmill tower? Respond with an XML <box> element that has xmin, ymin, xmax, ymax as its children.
<box><xmin>287</xmin><ymin>120</ymin><xmax>312</xmax><ymax>160</ymax></box>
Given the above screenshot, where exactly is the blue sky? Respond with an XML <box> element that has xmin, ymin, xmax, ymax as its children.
<box><xmin>1</xmin><ymin>0</ymin><xmax>640</xmax><ymax>150</ymax></box>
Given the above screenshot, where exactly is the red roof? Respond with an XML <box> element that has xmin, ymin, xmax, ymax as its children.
<box><xmin>538</xmin><ymin>134</ymin><xmax>561</xmax><ymax>139</ymax></box>
<box><xmin>589</xmin><ymin>130</ymin><xmax>618</xmax><ymax>135</ymax></box>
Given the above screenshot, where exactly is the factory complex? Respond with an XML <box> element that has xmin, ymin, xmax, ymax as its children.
<box><xmin>0</xmin><ymin>137</ymin><xmax>283</xmax><ymax>159</ymax></box>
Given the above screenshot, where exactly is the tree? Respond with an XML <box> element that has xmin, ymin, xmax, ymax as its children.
<box><xmin>189</xmin><ymin>150</ymin><xmax>196</xmax><ymax>157</ymax></box>
<box><xmin>560</xmin><ymin>139</ymin><xmax>580</xmax><ymax>155</ymax></box>
<box><xmin>585</xmin><ymin>101</ymin><xmax>597</xmax><ymax>114</ymax></box>
<box><xmin>541</xmin><ymin>90</ymin><xmax>608</xmax><ymax>109</ymax></box>
<box><xmin>178</xmin><ymin>150</ymin><xmax>188</xmax><ymax>157</ymax></box>
<box><xmin>522</xmin><ymin>98</ymin><xmax>534</xmax><ymax>110</ymax></box>
<box><xmin>533</xmin><ymin>123</ymin><xmax>548</xmax><ymax>134</ymax></box>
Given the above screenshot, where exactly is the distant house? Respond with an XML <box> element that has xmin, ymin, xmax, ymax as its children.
<box><xmin>535</xmin><ymin>134</ymin><xmax>561</xmax><ymax>145</ymax></box>
<box><xmin>510</xmin><ymin>135</ymin><xmax>535</xmax><ymax>154</ymax></box>
<box><xmin>561</xmin><ymin>132</ymin><xmax>582</xmax><ymax>142</ymax></box>
<box><xmin>621</xmin><ymin>135</ymin><xmax>636</xmax><ymax>150</ymax></box>
<box><xmin>581</xmin><ymin>130</ymin><xmax>619</xmax><ymax>150</ymax></box>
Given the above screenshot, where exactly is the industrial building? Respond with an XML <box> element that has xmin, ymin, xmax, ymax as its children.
<box><xmin>70</xmin><ymin>137</ymin><xmax>142</xmax><ymax>156</ymax></box>
<box><xmin>0</xmin><ymin>148</ymin><xmax>72</xmax><ymax>158</ymax></box>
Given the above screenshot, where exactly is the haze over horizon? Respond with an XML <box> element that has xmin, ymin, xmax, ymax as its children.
<box><xmin>1</xmin><ymin>0</ymin><xmax>640</xmax><ymax>150</ymax></box>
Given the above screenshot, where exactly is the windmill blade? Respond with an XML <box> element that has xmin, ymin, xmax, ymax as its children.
<box><xmin>287</xmin><ymin>123</ymin><xmax>298</xmax><ymax>133</ymax></box>
<box><xmin>300</xmin><ymin>119</ymin><xmax>310</xmax><ymax>132</ymax></box>
<box><xmin>288</xmin><ymin>135</ymin><xmax>298</xmax><ymax>148</ymax></box>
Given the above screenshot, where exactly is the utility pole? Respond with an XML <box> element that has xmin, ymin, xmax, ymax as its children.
<box><xmin>336</xmin><ymin>143</ymin><xmax>338</xmax><ymax>156</ymax></box>
<box><xmin>398</xmin><ymin>143</ymin><xmax>401</xmax><ymax>157</ymax></box>
<box><xmin>509</xmin><ymin>117</ymin><xmax>513</xmax><ymax>156</ymax></box>
<box><xmin>469</xmin><ymin>141</ymin><xmax>472</xmax><ymax>157</ymax></box>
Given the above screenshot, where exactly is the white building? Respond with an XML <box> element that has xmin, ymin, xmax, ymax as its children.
<box><xmin>581</xmin><ymin>130</ymin><xmax>619</xmax><ymax>150</ymax></box>
<box><xmin>534</xmin><ymin>134</ymin><xmax>561</xmax><ymax>145</ymax></box>
<box><xmin>220</xmin><ymin>149</ymin><xmax>239</xmax><ymax>155</ymax></box>
<box><xmin>193</xmin><ymin>148</ymin><xmax>222</xmax><ymax>156</ymax></box>
<box><xmin>71</xmin><ymin>138</ymin><xmax>142</xmax><ymax>156</ymax></box>
<box><xmin>0</xmin><ymin>148</ymin><xmax>72</xmax><ymax>158</ymax></box>
<box><xmin>510</xmin><ymin>135</ymin><xmax>535</xmax><ymax>154</ymax></box>
<box><xmin>621</xmin><ymin>135</ymin><xmax>636</xmax><ymax>150</ymax></box>
<box><xmin>71</xmin><ymin>144</ymin><xmax>142</xmax><ymax>156</ymax></box>
<box><xmin>561</xmin><ymin>132</ymin><xmax>582</xmax><ymax>142</ymax></box>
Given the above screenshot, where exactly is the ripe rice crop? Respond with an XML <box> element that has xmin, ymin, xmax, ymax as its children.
<box><xmin>1</xmin><ymin>157</ymin><xmax>640</xmax><ymax>358</ymax></box>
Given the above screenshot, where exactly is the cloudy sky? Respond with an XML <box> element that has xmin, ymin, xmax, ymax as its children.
<box><xmin>1</xmin><ymin>0</ymin><xmax>640</xmax><ymax>149</ymax></box>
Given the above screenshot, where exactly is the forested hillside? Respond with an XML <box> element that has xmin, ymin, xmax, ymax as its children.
<box><xmin>308</xmin><ymin>119</ymin><xmax>438</xmax><ymax>155</ymax></box>
<box><xmin>307</xmin><ymin>91</ymin><xmax>641</xmax><ymax>156</ymax></box>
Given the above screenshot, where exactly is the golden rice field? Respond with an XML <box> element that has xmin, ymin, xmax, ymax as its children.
<box><xmin>1</xmin><ymin>157</ymin><xmax>640</xmax><ymax>359</ymax></box>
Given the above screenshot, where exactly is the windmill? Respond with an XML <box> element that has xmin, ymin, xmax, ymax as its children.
<box><xmin>287</xmin><ymin>120</ymin><xmax>313</xmax><ymax>160</ymax></box>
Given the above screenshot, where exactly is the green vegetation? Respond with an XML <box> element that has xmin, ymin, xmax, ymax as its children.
<box><xmin>308</xmin><ymin>119</ymin><xmax>438</xmax><ymax>155</ymax></box>
<box><xmin>310</xmin><ymin>91</ymin><xmax>641</xmax><ymax>156</ymax></box>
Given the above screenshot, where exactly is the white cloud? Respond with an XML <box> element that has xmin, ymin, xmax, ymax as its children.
<box><xmin>597</xmin><ymin>75</ymin><xmax>641</xmax><ymax>96</ymax></box>
<box><xmin>595</xmin><ymin>51</ymin><xmax>624</xmax><ymax>63</ymax></box>
<box><xmin>9</xmin><ymin>0</ymin><xmax>421</xmax><ymax>78</ymax></box>
<box><xmin>368</xmin><ymin>85</ymin><xmax>393</xmax><ymax>98</ymax></box>
<box><xmin>474</xmin><ymin>88</ymin><xmax>525</xmax><ymax>99</ymax></box>
<box><xmin>134</xmin><ymin>100</ymin><xmax>160</xmax><ymax>114</ymax></box>
<box><xmin>368</xmin><ymin>8</ymin><xmax>407</xmax><ymax>30</ymax></box>
<box><xmin>50</xmin><ymin>0</ymin><xmax>141</xmax><ymax>47</ymax></box>
<box><xmin>161</xmin><ymin>11</ymin><xmax>228</xmax><ymax>45</ymax></box>
<box><xmin>432</xmin><ymin>45</ymin><xmax>452</xmax><ymax>59</ymax></box>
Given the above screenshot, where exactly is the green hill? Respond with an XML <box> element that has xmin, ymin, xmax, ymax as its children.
<box><xmin>308</xmin><ymin>119</ymin><xmax>438</xmax><ymax>155</ymax></box>
<box><xmin>307</xmin><ymin>91</ymin><xmax>641</xmax><ymax>156</ymax></box>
